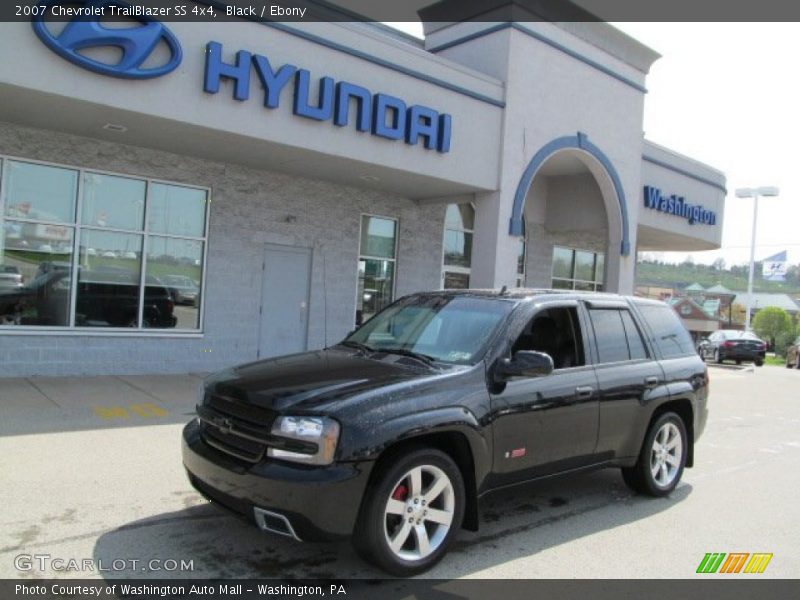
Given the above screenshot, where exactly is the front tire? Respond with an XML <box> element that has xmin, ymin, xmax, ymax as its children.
<box><xmin>621</xmin><ymin>412</ymin><xmax>687</xmax><ymax>497</ymax></box>
<box><xmin>353</xmin><ymin>447</ymin><xmax>465</xmax><ymax>576</ymax></box>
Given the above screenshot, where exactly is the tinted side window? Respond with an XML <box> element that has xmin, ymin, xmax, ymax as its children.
<box><xmin>637</xmin><ymin>304</ymin><xmax>695</xmax><ymax>358</ymax></box>
<box><xmin>620</xmin><ymin>309</ymin><xmax>648</xmax><ymax>359</ymax></box>
<box><xmin>589</xmin><ymin>309</ymin><xmax>630</xmax><ymax>363</ymax></box>
<box><xmin>511</xmin><ymin>306</ymin><xmax>585</xmax><ymax>369</ymax></box>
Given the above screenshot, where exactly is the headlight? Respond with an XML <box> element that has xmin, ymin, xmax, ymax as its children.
<box><xmin>267</xmin><ymin>416</ymin><xmax>340</xmax><ymax>465</ymax></box>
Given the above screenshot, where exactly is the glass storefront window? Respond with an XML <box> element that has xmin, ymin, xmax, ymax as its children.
<box><xmin>0</xmin><ymin>220</ymin><xmax>73</xmax><ymax>326</ymax></box>
<box><xmin>445</xmin><ymin>204</ymin><xmax>474</xmax><ymax>230</ymax></box>
<box><xmin>148</xmin><ymin>183</ymin><xmax>207</xmax><ymax>238</ymax></box>
<box><xmin>4</xmin><ymin>161</ymin><xmax>77</xmax><ymax>224</ymax></box>
<box><xmin>0</xmin><ymin>157</ymin><xmax>208</xmax><ymax>332</ymax></box>
<box><xmin>76</xmin><ymin>230</ymin><xmax>143</xmax><ymax>327</ymax></box>
<box><xmin>146</xmin><ymin>236</ymin><xmax>203</xmax><ymax>329</ymax></box>
<box><xmin>357</xmin><ymin>215</ymin><xmax>397</xmax><ymax>325</ymax></box>
<box><xmin>574</xmin><ymin>250</ymin><xmax>596</xmax><ymax>282</ymax></box>
<box><xmin>552</xmin><ymin>246</ymin><xmax>574</xmax><ymax>280</ymax></box>
<box><xmin>551</xmin><ymin>246</ymin><xmax>605</xmax><ymax>291</ymax></box>
<box><xmin>595</xmin><ymin>253</ymin><xmax>605</xmax><ymax>284</ymax></box>
<box><xmin>516</xmin><ymin>237</ymin><xmax>526</xmax><ymax>287</ymax></box>
<box><xmin>81</xmin><ymin>173</ymin><xmax>145</xmax><ymax>230</ymax></box>
<box><xmin>360</xmin><ymin>215</ymin><xmax>397</xmax><ymax>259</ymax></box>
<box><xmin>444</xmin><ymin>272</ymin><xmax>470</xmax><ymax>289</ymax></box>
<box><xmin>442</xmin><ymin>203</ymin><xmax>474</xmax><ymax>290</ymax></box>
<box><xmin>443</xmin><ymin>230</ymin><xmax>472</xmax><ymax>267</ymax></box>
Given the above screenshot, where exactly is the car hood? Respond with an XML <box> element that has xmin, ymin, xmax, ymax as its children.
<box><xmin>205</xmin><ymin>347</ymin><xmax>444</xmax><ymax>413</ymax></box>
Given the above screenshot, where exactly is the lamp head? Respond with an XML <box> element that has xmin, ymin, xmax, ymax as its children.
<box><xmin>735</xmin><ymin>186</ymin><xmax>779</xmax><ymax>198</ymax></box>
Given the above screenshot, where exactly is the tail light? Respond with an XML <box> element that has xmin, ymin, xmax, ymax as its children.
<box><xmin>166</xmin><ymin>299</ymin><xmax>174</xmax><ymax>314</ymax></box>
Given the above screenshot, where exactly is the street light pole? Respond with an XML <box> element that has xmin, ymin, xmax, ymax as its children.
<box><xmin>745</xmin><ymin>192</ymin><xmax>759</xmax><ymax>331</ymax></box>
<box><xmin>735</xmin><ymin>186</ymin><xmax>780</xmax><ymax>331</ymax></box>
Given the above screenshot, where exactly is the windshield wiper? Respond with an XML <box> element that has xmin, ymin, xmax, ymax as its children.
<box><xmin>338</xmin><ymin>340</ymin><xmax>376</xmax><ymax>354</ymax></box>
<box><xmin>376</xmin><ymin>347</ymin><xmax>438</xmax><ymax>365</ymax></box>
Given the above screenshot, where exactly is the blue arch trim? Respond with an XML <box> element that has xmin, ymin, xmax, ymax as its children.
<box><xmin>509</xmin><ymin>132</ymin><xmax>631</xmax><ymax>256</ymax></box>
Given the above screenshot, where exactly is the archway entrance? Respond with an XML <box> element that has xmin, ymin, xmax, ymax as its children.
<box><xmin>510</xmin><ymin>134</ymin><xmax>628</xmax><ymax>292</ymax></box>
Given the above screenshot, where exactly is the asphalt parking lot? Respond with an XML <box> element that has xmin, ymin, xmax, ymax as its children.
<box><xmin>1</xmin><ymin>364</ymin><xmax>798</xmax><ymax>579</ymax></box>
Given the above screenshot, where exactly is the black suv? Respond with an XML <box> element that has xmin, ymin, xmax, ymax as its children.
<box><xmin>183</xmin><ymin>290</ymin><xmax>708</xmax><ymax>575</ymax></box>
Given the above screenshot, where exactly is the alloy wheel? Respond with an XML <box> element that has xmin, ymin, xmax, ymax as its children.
<box><xmin>650</xmin><ymin>422</ymin><xmax>683</xmax><ymax>487</ymax></box>
<box><xmin>383</xmin><ymin>464</ymin><xmax>455</xmax><ymax>561</ymax></box>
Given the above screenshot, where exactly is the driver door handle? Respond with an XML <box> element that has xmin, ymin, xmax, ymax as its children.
<box><xmin>575</xmin><ymin>385</ymin><xmax>594</xmax><ymax>399</ymax></box>
<box><xmin>644</xmin><ymin>376</ymin><xmax>659</xmax><ymax>388</ymax></box>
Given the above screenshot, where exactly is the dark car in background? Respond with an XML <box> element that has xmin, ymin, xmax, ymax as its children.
<box><xmin>786</xmin><ymin>336</ymin><xmax>800</xmax><ymax>369</ymax></box>
<box><xmin>183</xmin><ymin>290</ymin><xmax>708</xmax><ymax>575</ymax></box>
<box><xmin>0</xmin><ymin>267</ymin><xmax>177</xmax><ymax>328</ymax></box>
<box><xmin>162</xmin><ymin>274</ymin><xmax>200</xmax><ymax>306</ymax></box>
<box><xmin>698</xmin><ymin>329</ymin><xmax>766</xmax><ymax>366</ymax></box>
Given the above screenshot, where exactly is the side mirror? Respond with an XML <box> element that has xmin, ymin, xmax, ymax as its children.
<box><xmin>495</xmin><ymin>350</ymin><xmax>554</xmax><ymax>381</ymax></box>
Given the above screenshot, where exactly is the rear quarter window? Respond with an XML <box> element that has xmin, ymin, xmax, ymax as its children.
<box><xmin>636</xmin><ymin>304</ymin><xmax>695</xmax><ymax>358</ymax></box>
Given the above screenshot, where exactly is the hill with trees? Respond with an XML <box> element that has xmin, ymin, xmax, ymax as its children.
<box><xmin>636</xmin><ymin>256</ymin><xmax>800</xmax><ymax>294</ymax></box>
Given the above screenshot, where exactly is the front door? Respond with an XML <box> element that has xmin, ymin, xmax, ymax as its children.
<box><xmin>258</xmin><ymin>244</ymin><xmax>312</xmax><ymax>359</ymax></box>
<box><xmin>489</xmin><ymin>303</ymin><xmax>600</xmax><ymax>483</ymax></box>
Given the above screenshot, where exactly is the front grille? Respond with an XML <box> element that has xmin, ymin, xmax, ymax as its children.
<box><xmin>207</xmin><ymin>393</ymin><xmax>276</xmax><ymax>426</ymax></box>
<box><xmin>199</xmin><ymin>394</ymin><xmax>276</xmax><ymax>463</ymax></box>
<box><xmin>203</xmin><ymin>425</ymin><xmax>265</xmax><ymax>462</ymax></box>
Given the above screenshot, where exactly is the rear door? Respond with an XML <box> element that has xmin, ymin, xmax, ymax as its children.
<box><xmin>584</xmin><ymin>300</ymin><xmax>668</xmax><ymax>461</ymax></box>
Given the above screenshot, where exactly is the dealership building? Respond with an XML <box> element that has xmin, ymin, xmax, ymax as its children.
<box><xmin>0</xmin><ymin>1</ymin><xmax>727</xmax><ymax>376</ymax></box>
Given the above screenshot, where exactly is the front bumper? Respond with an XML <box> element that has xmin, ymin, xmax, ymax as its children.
<box><xmin>182</xmin><ymin>420</ymin><xmax>374</xmax><ymax>541</ymax></box>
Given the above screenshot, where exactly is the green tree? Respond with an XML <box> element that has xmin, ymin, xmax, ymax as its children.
<box><xmin>752</xmin><ymin>307</ymin><xmax>793</xmax><ymax>351</ymax></box>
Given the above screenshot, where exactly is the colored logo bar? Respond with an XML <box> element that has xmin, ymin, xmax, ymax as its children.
<box><xmin>696</xmin><ymin>553</ymin><xmax>773</xmax><ymax>574</ymax></box>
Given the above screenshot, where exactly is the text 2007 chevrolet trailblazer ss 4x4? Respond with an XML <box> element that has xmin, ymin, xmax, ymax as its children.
<box><xmin>183</xmin><ymin>289</ymin><xmax>708</xmax><ymax>575</ymax></box>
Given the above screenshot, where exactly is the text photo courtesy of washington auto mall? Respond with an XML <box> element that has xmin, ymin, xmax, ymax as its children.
<box><xmin>1</xmin><ymin>0</ymin><xmax>800</xmax><ymax>599</ymax></box>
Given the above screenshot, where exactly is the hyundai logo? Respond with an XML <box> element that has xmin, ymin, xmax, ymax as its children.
<box><xmin>32</xmin><ymin>0</ymin><xmax>182</xmax><ymax>79</ymax></box>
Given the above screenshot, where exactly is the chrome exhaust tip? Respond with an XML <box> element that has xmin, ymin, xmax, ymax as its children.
<box><xmin>253</xmin><ymin>507</ymin><xmax>302</xmax><ymax>541</ymax></box>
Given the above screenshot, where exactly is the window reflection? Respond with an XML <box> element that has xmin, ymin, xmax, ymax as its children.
<box><xmin>360</xmin><ymin>216</ymin><xmax>396</xmax><ymax>259</ymax></box>
<box><xmin>0</xmin><ymin>159</ymin><xmax>206</xmax><ymax>331</ymax></box>
<box><xmin>148</xmin><ymin>183</ymin><xmax>207</xmax><ymax>238</ymax></box>
<box><xmin>76</xmin><ymin>230</ymin><xmax>144</xmax><ymax>327</ymax></box>
<box><xmin>442</xmin><ymin>203</ymin><xmax>474</xmax><ymax>290</ymax></box>
<box><xmin>551</xmin><ymin>246</ymin><xmax>605</xmax><ymax>291</ymax></box>
<box><xmin>81</xmin><ymin>173</ymin><xmax>145</xmax><ymax>230</ymax></box>
<box><xmin>4</xmin><ymin>161</ymin><xmax>77</xmax><ymax>224</ymax></box>
<box><xmin>146</xmin><ymin>236</ymin><xmax>203</xmax><ymax>329</ymax></box>
<box><xmin>0</xmin><ymin>221</ymin><xmax>74</xmax><ymax>326</ymax></box>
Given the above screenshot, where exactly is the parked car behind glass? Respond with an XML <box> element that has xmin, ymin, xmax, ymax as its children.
<box><xmin>0</xmin><ymin>265</ymin><xmax>23</xmax><ymax>289</ymax></box>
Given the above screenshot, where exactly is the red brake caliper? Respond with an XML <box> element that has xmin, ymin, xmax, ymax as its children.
<box><xmin>392</xmin><ymin>484</ymin><xmax>408</xmax><ymax>501</ymax></box>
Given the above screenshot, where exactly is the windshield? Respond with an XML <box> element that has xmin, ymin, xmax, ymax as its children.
<box><xmin>344</xmin><ymin>295</ymin><xmax>515</xmax><ymax>365</ymax></box>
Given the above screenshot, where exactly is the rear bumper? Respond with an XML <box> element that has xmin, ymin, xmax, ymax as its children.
<box><xmin>182</xmin><ymin>420</ymin><xmax>374</xmax><ymax>541</ymax></box>
<box><xmin>719</xmin><ymin>349</ymin><xmax>765</xmax><ymax>361</ymax></box>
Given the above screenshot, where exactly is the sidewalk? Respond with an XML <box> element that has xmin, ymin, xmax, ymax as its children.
<box><xmin>0</xmin><ymin>373</ymin><xmax>205</xmax><ymax>436</ymax></box>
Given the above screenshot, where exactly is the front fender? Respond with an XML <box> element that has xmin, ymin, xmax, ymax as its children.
<box><xmin>338</xmin><ymin>406</ymin><xmax>492</xmax><ymax>489</ymax></box>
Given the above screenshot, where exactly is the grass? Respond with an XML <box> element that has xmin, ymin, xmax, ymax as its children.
<box><xmin>764</xmin><ymin>355</ymin><xmax>787</xmax><ymax>367</ymax></box>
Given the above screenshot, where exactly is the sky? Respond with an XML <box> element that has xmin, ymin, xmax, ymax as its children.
<box><xmin>386</xmin><ymin>22</ymin><xmax>800</xmax><ymax>267</ymax></box>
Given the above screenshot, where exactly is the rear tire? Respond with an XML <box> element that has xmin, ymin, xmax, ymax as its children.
<box><xmin>755</xmin><ymin>360</ymin><xmax>764</xmax><ymax>367</ymax></box>
<box><xmin>353</xmin><ymin>447</ymin><xmax>465</xmax><ymax>576</ymax></box>
<box><xmin>621</xmin><ymin>412</ymin><xmax>687</xmax><ymax>497</ymax></box>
